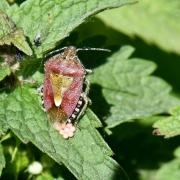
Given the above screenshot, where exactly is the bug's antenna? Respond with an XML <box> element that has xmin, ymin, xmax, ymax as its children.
<box><xmin>44</xmin><ymin>47</ymin><xmax>68</xmax><ymax>59</ymax></box>
<box><xmin>77</xmin><ymin>47</ymin><xmax>111</xmax><ymax>52</ymax></box>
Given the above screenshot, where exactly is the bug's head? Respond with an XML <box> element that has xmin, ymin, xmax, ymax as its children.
<box><xmin>63</xmin><ymin>46</ymin><xmax>77</xmax><ymax>60</ymax></box>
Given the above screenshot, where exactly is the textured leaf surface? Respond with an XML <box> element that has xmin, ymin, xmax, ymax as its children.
<box><xmin>0</xmin><ymin>63</ymin><xmax>11</xmax><ymax>81</ymax></box>
<box><xmin>0</xmin><ymin>0</ymin><xmax>9</xmax><ymax>10</ymax></box>
<box><xmin>98</xmin><ymin>0</ymin><xmax>180</xmax><ymax>54</ymax></box>
<box><xmin>0</xmin><ymin>143</ymin><xmax>5</xmax><ymax>176</ymax></box>
<box><xmin>0</xmin><ymin>86</ymin><xmax>125</xmax><ymax>179</ymax></box>
<box><xmin>153</xmin><ymin>107</ymin><xmax>180</xmax><ymax>138</ymax></box>
<box><xmin>0</xmin><ymin>93</ymin><xmax>8</xmax><ymax>135</ymax></box>
<box><xmin>0</xmin><ymin>10</ymin><xmax>32</xmax><ymax>56</ymax></box>
<box><xmin>90</xmin><ymin>46</ymin><xmax>180</xmax><ymax>128</ymax></box>
<box><xmin>5</xmin><ymin>0</ymin><xmax>135</xmax><ymax>57</ymax></box>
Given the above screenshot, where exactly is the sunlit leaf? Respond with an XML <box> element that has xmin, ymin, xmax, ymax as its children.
<box><xmin>0</xmin><ymin>86</ymin><xmax>126</xmax><ymax>179</ymax></box>
<box><xmin>0</xmin><ymin>10</ymin><xmax>32</xmax><ymax>56</ymax></box>
<box><xmin>154</xmin><ymin>147</ymin><xmax>180</xmax><ymax>180</ymax></box>
<box><xmin>98</xmin><ymin>0</ymin><xmax>180</xmax><ymax>54</ymax></box>
<box><xmin>0</xmin><ymin>63</ymin><xmax>11</xmax><ymax>81</ymax></box>
<box><xmin>90</xmin><ymin>46</ymin><xmax>180</xmax><ymax>128</ymax></box>
<box><xmin>5</xmin><ymin>0</ymin><xmax>136</xmax><ymax>57</ymax></box>
<box><xmin>153</xmin><ymin>106</ymin><xmax>180</xmax><ymax>138</ymax></box>
<box><xmin>0</xmin><ymin>143</ymin><xmax>5</xmax><ymax>176</ymax></box>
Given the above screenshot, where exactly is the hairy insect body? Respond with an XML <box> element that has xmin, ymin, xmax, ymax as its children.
<box><xmin>44</xmin><ymin>47</ymin><xmax>86</xmax><ymax>117</ymax></box>
<box><xmin>41</xmin><ymin>46</ymin><xmax>109</xmax><ymax>138</ymax></box>
<box><xmin>42</xmin><ymin>46</ymin><xmax>90</xmax><ymax>138</ymax></box>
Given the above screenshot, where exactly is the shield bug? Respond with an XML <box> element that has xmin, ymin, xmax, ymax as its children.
<box><xmin>41</xmin><ymin>46</ymin><xmax>110</xmax><ymax>139</ymax></box>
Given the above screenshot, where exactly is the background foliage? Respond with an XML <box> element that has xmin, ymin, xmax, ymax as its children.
<box><xmin>1</xmin><ymin>0</ymin><xmax>180</xmax><ymax>179</ymax></box>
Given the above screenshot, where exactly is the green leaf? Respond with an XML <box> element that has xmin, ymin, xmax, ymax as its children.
<box><xmin>0</xmin><ymin>0</ymin><xmax>10</xmax><ymax>10</ymax></box>
<box><xmin>0</xmin><ymin>63</ymin><xmax>11</xmax><ymax>81</ymax></box>
<box><xmin>98</xmin><ymin>0</ymin><xmax>180</xmax><ymax>54</ymax></box>
<box><xmin>31</xmin><ymin>71</ymin><xmax>44</xmax><ymax>86</ymax></box>
<box><xmin>138</xmin><ymin>146</ymin><xmax>180</xmax><ymax>180</ymax></box>
<box><xmin>6</xmin><ymin>0</ymin><xmax>136</xmax><ymax>57</ymax></box>
<box><xmin>153</xmin><ymin>106</ymin><xmax>180</xmax><ymax>138</ymax></box>
<box><xmin>0</xmin><ymin>143</ymin><xmax>5</xmax><ymax>176</ymax></box>
<box><xmin>0</xmin><ymin>10</ymin><xmax>32</xmax><ymax>56</ymax></box>
<box><xmin>154</xmin><ymin>147</ymin><xmax>180</xmax><ymax>180</ymax></box>
<box><xmin>90</xmin><ymin>46</ymin><xmax>180</xmax><ymax>128</ymax></box>
<box><xmin>155</xmin><ymin>158</ymin><xmax>180</xmax><ymax>180</ymax></box>
<box><xmin>0</xmin><ymin>86</ymin><xmax>126</xmax><ymax>179</ymax></box>
<box><xmin>36</xmin><ymin>172</ymin><xmax>55</xmax><ymax>180</ymax></box>
<box><xmin>0</xmin><ymin>93</ymin><xmax>9</xmax><ymax>135</ymax></box>
<box><xmin>13</xmin><ymin>149</ymin><xmax>30</xmax><ymax>176</ymax></box>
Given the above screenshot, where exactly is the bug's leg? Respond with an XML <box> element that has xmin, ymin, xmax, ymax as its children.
<box><xmin>37</xmin><ymin>85</ymin><xmax>43</xmax><ymax>95</ymax></box>
<box><xmin>67</xmin><ymin>79</ymin><xmax>91</xmax><ymax>125</ymax></box>
<box><xmin>44</xmin><ymin>47</ymin><xmax>69</xmax><ymax>59</ymax></box>
<box><xmin>67</xmin><ymin>92</ymin><xmax>89</xmax><ymax>125</ymax></box>
<box><xmin>85</xmin><ymin>69</ymin><xmax>92</xmax><ymax>75</ymax></box>
<box><xmin>83</xmin><ymin>79</ymin><xmax>90</xmax><ymax>95</ymax></box>
<box><xmin>74</xmin><ymin>93</ymin><xmax>89</xmax><ymax>126</ymax></box>
<box><xmin>83</xmin><ymin>79</ymin><xmax>92</xmax><ymax>105</ymax></box>
<box><xmin>37</xmin><ymin>85</ymin><xmax>46</xmax><ymax>112</ymax></box>
<box><xmin>75</xmin><ymin>79</ymin><xmax>91</xmax><ymax>120</ymax></box>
